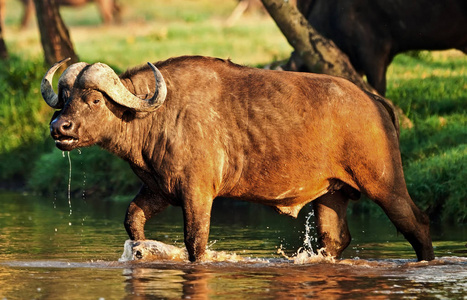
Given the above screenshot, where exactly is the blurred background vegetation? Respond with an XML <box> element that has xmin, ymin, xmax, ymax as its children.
<box><xmin>0</xmin><ymin>0</ymin><xmax>465</xmax><ymax>222</ymax></box>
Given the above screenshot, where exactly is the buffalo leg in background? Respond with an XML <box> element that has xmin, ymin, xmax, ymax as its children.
<box><xmin>313</xmin><ymin>190</ymin><xmax>351</xmax><ymax>257</ymax></box>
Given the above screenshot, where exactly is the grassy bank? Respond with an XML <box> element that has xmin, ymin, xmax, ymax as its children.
<box><xmin>1</xmin><ymin>0</ymin><xmax>465</xmax><ymax>222</ymax></box>
<box><xmin>386</xmin><ymin>51</ymin><xmax>467</xmax><ymax>222</ymax></box>
<box><xmin>0</xmin><ymin>56</ymin><xmax>51</xmax><ymax>188</ymax></box>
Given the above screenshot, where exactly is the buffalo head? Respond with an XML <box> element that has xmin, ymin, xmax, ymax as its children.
<box><xmin>40</xmin><ymin>58</ymin><xmax>167</xmax><ymax>151</ymax></box>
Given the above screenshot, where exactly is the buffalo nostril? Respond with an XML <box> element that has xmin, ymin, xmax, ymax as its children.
<box><xmin>51</xmin><ymin>118</ymin><xmax>74</xmax><ymax>136</ymax></box>
<box><xmin>60</xmin><ymin>121</ymin><xmax>73</xmax><ymax>131</ymax></box>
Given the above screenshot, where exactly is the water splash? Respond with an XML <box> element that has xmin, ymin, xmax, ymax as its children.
<box><xmin>276</xmin><ymin>210</ymin><xmax>335</xmax><ymax>264</ymax></box>
<box><xmin>302</xmin><ymin>210</ymin><xmax>316</xmax><ymax>252</ymax></box>
<box><xmin>119</xmin><ymin>240</ymin><xmax>246</xmax><ymax>263</ymax></box>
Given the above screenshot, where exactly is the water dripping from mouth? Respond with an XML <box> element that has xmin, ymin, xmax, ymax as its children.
<box><xmin>53</xmin><ymin>191</ymin><xmax>57</xmax><ymax>209</ymax></box>
<box><xmin>63</xmin><ymin>151</ymin><xmax>73</xmax><ymax>215</ymax></box>
<box><xmin>82</xmin><ymin>171</ymin><xmax>86</xmax><ymax>201</ymax></box>
<box><xmin>77</xmin><ymin>149</ymin><xmax>86</xmax><ymax>201</ymax></box>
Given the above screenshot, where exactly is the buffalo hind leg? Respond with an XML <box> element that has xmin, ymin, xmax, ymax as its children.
<box><xmin>124</xmin><ymin>185</ymin><xmax>169</xmax><ymax>240</ymax></box>
<box><xmin>374</xmin><ymin>192</ymin><xmax>434</xmax><ymax>261</ymax></box>
<box><xmin>312</xmin><ymin>190</ymin><xmax>351</xmax><ymax>258</ymax></box>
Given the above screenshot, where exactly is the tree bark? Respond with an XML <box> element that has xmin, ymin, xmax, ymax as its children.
<box><xmin>21</xmin><ymin>0</ymin><xmax>35</xmax><ymax>30</ymax></box>
<box><xmin>0</xmin><ymin>0</ymin><xmax>8</xmax><ymax>60</ymax></box>
<box><xmin>34</xmin><ymin>0</ymin><xmax>78</xmax><ymax>67</ymax></box>
<box><xmin>261</xmin><ymin>0</ymin><xmax>376</xmax><ymax>93</ymax></box>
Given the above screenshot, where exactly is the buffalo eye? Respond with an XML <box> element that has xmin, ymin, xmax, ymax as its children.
<box><xmin>92</xmin><ymin>99</ymin><xmax>100</xmax><ymax>105</ymax></box>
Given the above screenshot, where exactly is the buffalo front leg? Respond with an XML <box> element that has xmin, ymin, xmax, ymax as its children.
<box><xmin>124</xmin><ymin>185</ymin><xmax>169</xmax><ymax>240</ymax></box>
<box><xmin>182</xmin><ymin>196</ymin><xmax>213</xmax><ymax>262</ymax></box>
<box><xmin>312</xmin><ymin>190</ymin><xmax>351</xmax><ymax>258</ymax></box>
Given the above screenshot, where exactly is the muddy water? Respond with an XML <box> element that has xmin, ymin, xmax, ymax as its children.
<box><xmin>0</xmin><ymin>192</ymin><xmax>465</xmax><ymax>299</ymax></box>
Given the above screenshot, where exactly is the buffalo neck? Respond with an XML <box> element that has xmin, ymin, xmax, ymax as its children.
<box><xmin>97</xmin><ymin>75</ymin><xmax>170</xmax><ymax>172</ymax></box>
<box><xmin>99</xmin><ymin>108</ymin><xmax>168</xmax><ymax>173</ymax></box>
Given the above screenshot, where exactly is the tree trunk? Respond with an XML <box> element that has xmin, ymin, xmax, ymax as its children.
<box><xmin>34</xmin><ymin>0</ymin><xmax>78</xmax><ymax>67</ymax></box>
<box><xmin>261</xmin><ymin>0</ymin><xmax>376</xmax><ymax>93</ymax></box>
<box><xmin>21</xmin><ymin>0</ymin><xmax>35</xmax><ymax>30</ymax></box>
<box><xmin>0</xmin><ymin>0</ymin><xmax>8</xmax><ymax>60</ymax></box>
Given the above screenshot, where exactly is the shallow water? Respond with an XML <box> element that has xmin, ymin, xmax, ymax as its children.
<box><xmin>0</xmin><ymin>192</ymin><xmax>465</xmax><ymax>299</ymax></box>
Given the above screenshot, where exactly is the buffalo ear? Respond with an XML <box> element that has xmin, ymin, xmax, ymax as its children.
<box><xmin>101</xmin><ymin>94</ymin><xmax>136</xmax><ymax>121</ymax></box>
<box><xmin>133</xmin><ymin>110</ymin><xmax>154</xmax><ymax>120</ymax></box>
<box><xmin>114</xmin><ymin>102</ymin><xmax>148</xmax><ymax>122</ymax></box>
<box><xmin>122</xmin><ymin>110</ymin><xmax>136</xmax><ymax>122</ymax></box>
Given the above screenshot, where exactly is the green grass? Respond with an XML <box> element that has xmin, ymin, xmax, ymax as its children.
<box><xmin>1</xmin><ymin>1</ymin><xmax>466</xmax><ymax>222</ymax></box>
<box><xmin>4</xmin><ymin>0</ymin><xmax>290</xmax><ymax>68</ymax></box>
<box><xmin>70</xmin><ymin>20</ymin><xmax>291</xmax><ymax>69</ymax></box>
<box><xmin>0</xmin><ymin>56</ymin><xmax>51</xmax><ymax>186</ymax></box>
<box><xmin>0</xmin><ymin>57</ymin><xmax>47</xmax><ymax>152</ymax></box>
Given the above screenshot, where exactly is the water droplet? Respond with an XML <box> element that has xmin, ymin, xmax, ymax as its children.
<box><xmin>66</xmin><ymin>151</ymin><xmax>73</xmax><ymax>215</ymax></box>
<box><xmin>302</xmin><ymin>210</ymin><xmax>316</xmax><ymax>252</ymax></box>
<box><xmin>82</xmin><ymin>171</ymin><xmax>86</xmax><ymax>200</ymax></box>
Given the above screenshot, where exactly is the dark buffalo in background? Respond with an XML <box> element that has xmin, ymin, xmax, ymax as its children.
<box><xmin>289</xmin><ymin>0</ymin><xmax>467</xmax><ymax>95</ymax></box>
<box><xmin>40</xmin><ymin>56</ymin><xmax>434</xmax><ymax>262</ymax></box>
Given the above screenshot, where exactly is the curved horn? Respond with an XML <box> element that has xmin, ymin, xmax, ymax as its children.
<box><xmin>41</xmin><ymin>58</ymin><xmax>89</xmax><ymax>109</ymax></box>
<box><xmin>41</xmin><ymin>57</ymin><xmax>71</xmax><ymax>109</ymax></box>
<box><xmin>146</xmin><ymin>62</ymin><xmax>168</xmax><ymax>109</ymax></box>
<box><xmin>58</xmin><ymin>62</ymin><xmax>89</xmax><ymax>91</ymax></box>
<box><xmin>79</xmin><ymin>62</ymin><xmax>167</xmax><ymax>112</ymax></box>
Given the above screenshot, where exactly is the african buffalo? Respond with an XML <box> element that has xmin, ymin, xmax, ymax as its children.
<box><xmin>41</xmin><ymin>56</ymin><xmax>434</xmax><ymax>262</ymax></box>
<box><xmin>290</xmin><ymin>0</ymin><xmax>467</xmax><ymax>95</ymax></box>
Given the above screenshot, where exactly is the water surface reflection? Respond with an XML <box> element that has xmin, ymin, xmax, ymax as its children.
<box><xmin>2</xmin><ymin>258</ymin><xmax>465</xmax><ymax>299</ymax></box>
<box><xmin>0</xmin><ymin>192</ymin><xmax>465</xmax><ymax>299</ymax></box>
